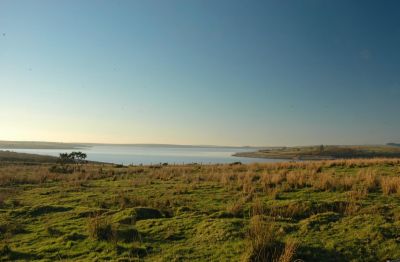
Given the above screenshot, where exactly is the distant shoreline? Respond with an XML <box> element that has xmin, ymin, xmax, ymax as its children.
<box><xmin>233</xmin><ymin>145</ymin><xmax>400</xmax><ymax>160</ymax></box>
<box><xmin>233</xmin><ymin>152</ymin><xmax>332</xmax><ymax>160</ymax></box>
<box><xmin>0</xmin><ymin>150</ymin><xmax>108</xmax><ymax>164</ymax></box>
<box><xmin>0</xmin><ymin>141</ymin><xmax>89</xmax><ymax>150</ymax></box>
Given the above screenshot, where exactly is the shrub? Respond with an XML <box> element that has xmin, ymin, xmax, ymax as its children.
<box><xmin>48</xmin><ymin>165</ymin><xmax>73</xmax><ymax>174</ymax></box>
<box><xmin>88</xmin><ymin>216</ymin><xmax>115</xmax><ymax>241</ymax></box>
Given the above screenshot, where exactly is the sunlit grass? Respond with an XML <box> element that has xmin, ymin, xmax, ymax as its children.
<box><xmin>0</xmin><ymin>158</ymin><xmax>400</xmax><ymax>261</ymax></box>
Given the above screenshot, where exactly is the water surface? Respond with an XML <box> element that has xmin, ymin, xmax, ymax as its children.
<box><xmin>3</xmin><ymin>145</ymin><xmax>285</xmax><ymax>165</ymax></box>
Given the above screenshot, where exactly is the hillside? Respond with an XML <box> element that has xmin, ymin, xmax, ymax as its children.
<box><xmin>234</xmin><ymin>145</ymin><xmax>400</xmax><ymax>160</ymax></box>
<box><xmin>0</xmin><ymin>150</ymin><xmax>57</xmax><ymax>163</ymax></box>
<box><xmin>0</xmin><ymin>141</ymin><xmax>88</xmax><ymax>150</ymax></box>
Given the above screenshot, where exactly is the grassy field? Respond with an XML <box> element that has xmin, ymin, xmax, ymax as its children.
<box><xmin>234</xmin><ymin>145</ymin><xmax>400</xmax><ymax>160</ymax></box>
<box><xmin>1</xmin><ymin>158</ymin><xmax>400</xmax><ymax>261</ymax></box>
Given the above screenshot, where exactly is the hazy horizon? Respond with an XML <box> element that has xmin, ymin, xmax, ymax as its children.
<box><xmin>0</xmin><ymin>139</ymin><xmax>396</xmax><ymax>149</ymax></box>
<box><xmin>1</xmin><ymin>1</ymin><xmax>400</xmax><ymax>146</ymax></box>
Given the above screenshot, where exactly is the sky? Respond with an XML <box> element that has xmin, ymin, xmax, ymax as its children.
<box><xmin>1</xmin><ymin>0</ymin><xmax>400</xmax><ymax>146</ymax></box>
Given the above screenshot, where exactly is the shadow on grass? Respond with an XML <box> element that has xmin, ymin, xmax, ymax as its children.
<box><xmin>5</xmin><ymin>250</ymin><xmax>40</xmax><ymax>260</ymax></box>
<box><xmin>297</xmin><ymin>246</ymin><xmax>347</xmax><ymax>262</ymax></box>
<box><xmin>115</xmin><ymin>244</ymin><xmax>150</xmax><ymax>258</ymax></box>
<box><xmin>10</xmin><ymin>205</ymin><xmax>73</xmax><ymax>218</ymax></box>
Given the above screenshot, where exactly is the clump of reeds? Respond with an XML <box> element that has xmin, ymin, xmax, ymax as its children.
<box><xmin>311</xmin><ymin>172</ymin><xmax>335</xmax><ymax>191</ymax></box>
<box><xmin>356</xmin><ymin>169</ymin><xmax>380</xmax><ymax>192</ymax></box>
<box><xmin>278</xmin><ymin>239</ymin><xmax>299</xmax><ymax>262</ymax></box>
<box><xmin>243</xmin><ymin>215</ymin><xmax>298</xmax><ymax>262</ymax></box>
<box><xmin>87</xmin><ymin>215</ymin><xmax>115</xmax><ymax>242</ymax></box>
<box><xmin>226</xmin><ymin>198</ymin><xmax>245</xmax><ymax>217</ymax></box>
<box><xmin>380</xmin><ymin>176</ymin><xmax>400</xmax><ymax>196</ymax></box>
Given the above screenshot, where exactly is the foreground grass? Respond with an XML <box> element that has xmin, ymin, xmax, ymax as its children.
<box><xmin>1</xmin><ymin>159</ymin><xmax>400</xmax><ymax>261</ymax></box>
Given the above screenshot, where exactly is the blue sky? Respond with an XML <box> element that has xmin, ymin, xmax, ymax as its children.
<box><xmin>1</xmin><ymin>0</ymin><xmax>400</xmax><ymax>146</ymax></box>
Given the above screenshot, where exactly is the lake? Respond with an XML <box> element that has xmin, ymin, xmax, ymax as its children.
<box><xmin>3</xmin><ymin>145</ymin><xmax>285</xmax><ymax>165</ymax></box>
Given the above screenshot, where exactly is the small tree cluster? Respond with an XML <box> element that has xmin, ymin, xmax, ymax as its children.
<box><xmin>57</xmin><ymin>151</ymin><xmax>87</xmax><ymax>165</ymax></box>
<box><xmin>50</xmin><ymin>151</ymin><xmax>88</xmax><ymax>173</ymax></box>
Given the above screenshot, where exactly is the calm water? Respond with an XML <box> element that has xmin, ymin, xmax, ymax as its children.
<box><xmin>4</xmin><ymin>145</ymin><xmax>285</xmax><ymax>165</ymax></box>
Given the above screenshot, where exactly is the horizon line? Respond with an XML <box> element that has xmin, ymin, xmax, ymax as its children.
<box><xmin>0</xmin><ymin>139</ymin><xmax>395</xmax><ymax>148</ymax></box>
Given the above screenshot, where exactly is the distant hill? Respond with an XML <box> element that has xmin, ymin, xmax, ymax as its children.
<box><xmin>0</xmin><ymin>150</ymin><xmax>57</xmax><ymax>163</ymax></box>
<box><xmin>85</xmin><ymin>143</ymin><xmax>265</xmax><ymax>149</ymax></box>
<box><xmin>0</xmin><ymin>141</ymin><xmax>266</xmax><ymax>150</ymax></box>
<box><xmin>0</xmin><ymin>141</ymin><xmax>88</xmax><ymax>149</ymax></box>
<box><xmin>234</xmin><ymin>145</ymin><xmax>400</xmax><ymax>160</ymax></box>
<box><xmin>387</xmin><ymin>143</ymin><xmax>400</xmax><ymax>147</ymax></box>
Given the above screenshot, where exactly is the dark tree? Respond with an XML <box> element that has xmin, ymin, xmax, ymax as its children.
<box><xmin>57</xmin><ymin>153</ymin><xmax>71</xmax><ymax>165</ymax></box>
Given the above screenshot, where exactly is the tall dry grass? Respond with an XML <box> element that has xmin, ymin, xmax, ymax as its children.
<box><xmin>243</xmin><ymin>215</ymin><xmax>298</xmax><ymax>262</ymax></box>
<box><xmin>87</xmin><ymin>215</ymin><xmax>115</xmax><ymax>242</ymax></box>
<box><xmin>2</xmin><ymin>158</ymin><xmax>400</xmax><ymax>201</ymax></box>
<box><xmin>278</xmin><ymin>239</ymin><xmax>299</xmax><ymax>262</ymax></box>
<box><xmin>381</xmin><ymin>176</ymin><xmax>400</xmax><ymax>195</ymax></box>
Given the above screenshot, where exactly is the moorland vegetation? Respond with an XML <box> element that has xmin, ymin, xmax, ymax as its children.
<box><xmin>1</xmin><ymin>156</ymin><xmax>400</xmax><ymax>261</ymax></box>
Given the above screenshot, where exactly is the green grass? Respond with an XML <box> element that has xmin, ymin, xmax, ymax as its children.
<box><xmin>1</xmin><ymin>159</ymin><xmax>400</xmax><ymax>261</ymax></box>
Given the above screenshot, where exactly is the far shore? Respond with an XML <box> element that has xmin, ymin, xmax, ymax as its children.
<box><xmin>233</xmin><ymin>151</ymin><xmax>333</xmax><ymax>160</ymax></box>
<box><xmin>233</xmin><ymin>144</ymin><xmax>400</xmax><ymax>160</ymax></box>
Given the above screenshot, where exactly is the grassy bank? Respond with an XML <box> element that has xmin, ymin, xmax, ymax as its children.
<box><xmin>1</xmin><ymin>159</ymin><xmax>400</xmax><ymax>261</ymax></box>
<box><xmin>0</xmin><ymin>150</ymin><xmax>57</xmax><ymax>164</ymax></box>
<box><xmin>234</xmin><ymin>145</ymin><xmax>400</xmax><ymax>160</ymax></box>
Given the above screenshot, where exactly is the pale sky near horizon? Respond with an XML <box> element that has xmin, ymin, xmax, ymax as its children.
<box><xmin>1</xmin><ymin>1</ymin><xmax>400</xmax><ymax>146</ymax></box>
